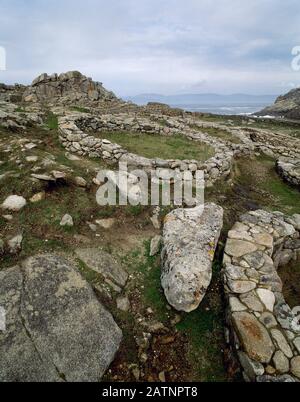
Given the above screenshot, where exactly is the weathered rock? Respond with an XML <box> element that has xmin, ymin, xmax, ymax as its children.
<box><xmin>7</xmin><ymin>234</ymin><xmax>23</xmax><ymax>254</ymax></box>
<box><xmin>232</xmin><ymin>312</ymin><xmax>275</xmax><ymax>363</ymax></box>
<box><xmin>150</xmin><ymin>235</ymin><xmax>161</xmax><ymax>257</ymax></box>
<box><xmin>238</xmin><ymin>351</ymin><xmax>265</xmax><ymax>381</ymax></box>
<box><xmin>60</xmin><ymin>214</ymin><xmax>74</xmax><ymax>227</ymax></box>
<box><xmin>1</xmin><ymin>195</ymin><xmax>27</xmax><ymax>211</ymax></box>
<box><xmin>161</xmin><ymin>203</ymin><xmax>223</xmax><ymax>312</ymax></box>
<box><xmin>257</xmin><ymin>288</ymin><xmax>275</xmax><ymax>312</ymax></box>
<box><xmin>273</xmin><ymin>351</ymin><xmax>289</xmax><ymax>374</ymax></box>
<box><xmin>75</xmin><ymin>248</ymin><xmax>128</xmax><ymax>287</ymax></box>
<box><xmin>270</xmin><ymin>329</ymin><xmax>293</xmax><ymax>358</ymax></box>
<box><xmin>116</xmin><ymin>296</ymin><xmax>130</xmax><ymax>312</ymax></box>
<box><xmin>95</xmin><ymin>218</ymin><xmax>115</xmax><ymax>229</ymax></box>
<box><xmin>291</xmin><ymin>356</ymin><xmax>300</xmax><ymax>379</ymax></box>
<box><xmin>30</xmin><ymin>192</ymin><xmax>45</xmax><ymax>203</ymax></box>
<box><xmin>225</xmin><ymin>239</ymin><xmax>258</xmax><ymax>258</ymax></box>
<box><xmin>0</xmin><ymin>254</ymin><xmax>122</xmax><ymax>381</ymax></box>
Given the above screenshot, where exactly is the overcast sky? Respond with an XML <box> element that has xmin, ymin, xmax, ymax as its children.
<box><xmin>0</xmin><ymin>0</ymin><xmax>300</xmax><ymax>96</ymax></box>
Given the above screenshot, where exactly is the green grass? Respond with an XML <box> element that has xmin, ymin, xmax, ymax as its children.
<box><xmin>176</xmin><ymin>261</ymin><xmax>228</xmax><ymax>382</ymax></box>
<box><xmin>44</xmin><ymin>112</ymin><xmax>58</xmax><ymax>130</ymax></box>
<box><xmin>238</xmin><ymin>155</ymin><xmax>300</xmax><ymax>215</ymax></box>
<box><xmin>95</xmin><ymin>131</ymin><xmax>215</xmax><ymax>161</ymax></box>
<box><xmin>202</xmin><ymin>126</ymin><xmax>241</xmax><ymax>144</ymax></box>
<box><xmin>70</xmin><ymin>106</ymin><xmax>90</xmax><ymax>113</ymax></box>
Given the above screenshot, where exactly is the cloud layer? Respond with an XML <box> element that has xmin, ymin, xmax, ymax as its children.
<box><xmin>0</xmin><ymin>0</ymin><xmax>300</xmax><ymax>95</ymax></box>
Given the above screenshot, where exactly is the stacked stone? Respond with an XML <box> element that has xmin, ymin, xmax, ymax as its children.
<box><xmin>58</xmin><ymin>114</ymin><xmax>234</xmax><ymax>185</ymax></box>
<box><xmin>276</xmin><ymin>159</ymin><xmax>300</xmax><ymax>189</ymax></box>
<box><xmin>223</xmin><ymin>209</ymin><xmax>300</xmax><ymax>382</ymax></box>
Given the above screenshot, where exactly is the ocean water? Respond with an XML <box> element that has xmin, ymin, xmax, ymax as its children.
<box><xmin>170</xmin><ymin>102</ymin><xmax>269</xmax><ymax>115</ymax></box>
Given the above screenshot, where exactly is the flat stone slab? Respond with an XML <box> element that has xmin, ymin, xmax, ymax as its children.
<box><xmin>232</xmin><ymin>312</ymin><xmax>275</xmax><ymax>364</ymax></box>
<box><xmin>75</xmin><ymin>248</ymin><xmax>128</xmax><ymax>287</ymax></box>
<box><xmin>161</xmin><ymin>203</ymin><xmax>223</xmax><ymax>312</ymax></box>
<box><xmin>0</xmin><ymin>254</ymin><xmax>122</xmax><ymax>382</ymax></box>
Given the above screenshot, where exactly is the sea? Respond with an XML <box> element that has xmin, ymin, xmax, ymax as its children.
<box><xmin>168</xmin><ymin>102</ymin><xmax>269</xmax><ymax>116</ymax></box>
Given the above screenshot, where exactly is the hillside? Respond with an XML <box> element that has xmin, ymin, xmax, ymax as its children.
<box><xmin>0</xmin><ymin>71</ymin><xmax>300</xmax><ymax>383</ymax></box>
<box><xmin>257</xmin><ymin>87</ymin><xmax>300</xmax><ymax>119</ymax></box>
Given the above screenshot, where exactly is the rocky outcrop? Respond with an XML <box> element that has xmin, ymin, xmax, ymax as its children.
<box><xmin>276</xmin><ymin>159</ymin><xmax>300</xmax><ymax>189</ymax></box>
<box><xmin>223</xmin><ymin>210</ymin><xmax>300</xmax><ymax>382</ymax></box>
<box><xmin>0</xmin><ymin>254</ymin><xmax>122</xmax><ymax>382</ymax></box>
<box><xmin>161</xmin><ymin>203</ymin><xmax>223</xmax><ymax>312</ymax></box>
<box><xmin>257</xmin><ymin>88</ymin><xmax>300</xmax><ymax>120</ymax></box>
<box><xmin>0</xmin><ymin>83</ymin><xmax>25</xmax><ymax>103</ymax></box>
<box><xmin>22</xmin><ymin>71</ymin><xmax>117</xmax><ymax>105</ymax></box>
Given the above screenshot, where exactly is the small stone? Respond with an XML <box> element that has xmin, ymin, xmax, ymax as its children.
<box><xmin>225</xmin><ymin>239</ymin><xmax>258</xmax><ymax>258</ymax></box>
<box><xmin>116</xmin><ymin>296</ymin><xmax>130</xmax><ymax>312</ymax></box>
<box><xmin>150</xmin><ymin>235</ymin><xmax>161</xmax><ymax>257</ymax></box>
<box><xmin>259</xmin><ymin>312</ymin><xmax>277</xmax><ymax>329</ymax></box>
<box><xmin>253</xmin><ymin>232</ymin><xmax>273</xmax><ymax>248</ymax></box>
<box><xmin>229</xmin><ymin>297</ymin><xmax>247</xmax><ymax>312</ymax></box>
<box><xmin>25</xmin><ymin>156</ymin><xmax>38</xmax><ymax>163</ymax></box>
<box><xmin>257</xmin><ymin>288</ymin><xmax>275</xmax><ymax>312</ymax></box>
<box><xmin>2</xmin><ymin>214</ymin><xmax>13</xmax><ymax>221</ymax></box>
<box><xmin>95</xmin><ymin>218</ymin><xmax>115</xmax><ymax>229</ymax></box>
<box><xmin>293</xmin><ymin>337</ymin><xmax>300</xmax><ymax>353</ymax></box>
<box><xmin>60</xmin><ymin>214</ymin><xmax>74</xmax><ymax>227</ymax></box>
<box><xmin>291</xmin><ymin>356</ymin><xmax>300</xmax><ymax>379</ymax></box>
<box><xmin>150</xmin><ymin>215</ymin><xmax>161</xmax><ymax>230</ymax></box>
<box><xmin>30</xmin><ymin>192</ymin><xmax>45</xmax><ymax>203</ymax></box>
<box><xmin>8</xmin><ymin>234</ymin><xmax>23</xmax><ymax>254</ymax></box>
<box><xmin>132</xmin><ymin>367</ymin><xmax>140</xmax><ymax>381</ymax></box>
<box><xmin>265</xmin><ymin>365</ymin><xmax>276</xmax><ymax>375</ymax></box>
<box><xmin>272</xmin><ymin>350</ymin><xmax>289</xmax><ymax>374</ymax></box>
<box><xmin>227</xmin><ymin>279</ymin><xmax>256</xmax><ymax>294</ymax></box>
<box><xmin>240</xmin><ymin>291</ymin><xmax>264</xmax><ymax>312</ymax></box>
<box><xmin>1</xmin><ymin>195</ymin><xmax>27</xmax><ymax>211</ymax></box>
<box><xmin>238</xmin><ymin>351</ymin><xmax>264</xmax><ymax>381</ymax></box>
<box><xmin>270</xmin><ymin>329</ymin><xmax>293</xmax><ymax>358</ymax></box>
<box><xmin>74</xmin><ymin>176</ymin><xmax>87</xmax><ymax>187</ymax></box>
<box><xmin>158</xmin><ymin>371</ymin><xmax>166</xmax><ymax>382</ymax></box>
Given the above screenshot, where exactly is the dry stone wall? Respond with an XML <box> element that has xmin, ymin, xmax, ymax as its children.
<box><xmin>223</xmin><ymin>209</ymin><xmax>300</xmax><ymax>382</ymax></box>
<box><xmin>276</xmin><ymin>159</ymin><xmax>300</xmax><ymax>189</ymax></box>
<box><xmin>58</xmin><ymin>113</ymin><xmax>236</xmax><ymax>186</ymax></box>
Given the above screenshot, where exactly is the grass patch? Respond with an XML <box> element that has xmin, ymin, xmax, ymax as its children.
<box><xmin>95</xmin><ymin>131</ymin><xmax>215</xmax><ymax>161</ymax></box>
<box><xmin>202</xmin><ymin>126</ymin><xmax>241</xmax><ymax>144</ymax></box>
<box><xmin>44</xmin><ymin>112</ymin><xmax>58</xmax><ymax>130</ymax></box>
<box><xmin>70</xmin><ymin>106</ymin><xmax>90</xmax><ymax>113</ymax></box>
<box><xmin>176</xmin><ymin>261</ymin><xmax>228</xmax><ymax>382</ymax></box>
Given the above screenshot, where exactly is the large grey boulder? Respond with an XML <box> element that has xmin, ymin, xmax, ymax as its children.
<box><xmin>161</xmin><ymin>203</ymin><xmax>223</xmax><ymax>312</ymax></box>
<box><xmin>0</xmin><ymin>254</ymin><xmax>122</xmax><ymax>382</ymax></box>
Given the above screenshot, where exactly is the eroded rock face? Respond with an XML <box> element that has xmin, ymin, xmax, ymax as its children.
<box><xmin>161</xmin><ymin>203</ymin><xmax>223</xmax><ymax>312</ymax></box>
<box><xmin>0</xmin><ymin>254</ymin><xmax>122</xmax><ymax>382</ymax></box>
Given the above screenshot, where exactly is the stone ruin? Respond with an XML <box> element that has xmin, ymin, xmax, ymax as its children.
<box><xmin>223</xmin><ymin>210</ymin><xmax>300</xmax><ymax>382</ymax></box>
